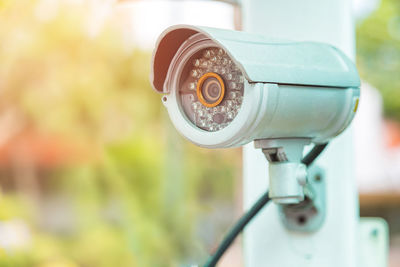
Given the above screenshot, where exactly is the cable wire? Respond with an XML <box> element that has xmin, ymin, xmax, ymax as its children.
<box><xmin>301</xmin><ymin>143</ymin><xmax>328</xmax><ymax>167</ymax></box>
<box><xmin>203</xmin><ymin>190</ymin><xmax>271</xmax><ymax>267</ymax></box>
<box><xmin>202</xmin><ymin>142</ymin><xmax>329</xmax><ymax>267</ymax></box>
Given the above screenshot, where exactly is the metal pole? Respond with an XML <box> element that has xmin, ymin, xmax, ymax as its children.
<box><xmin>240</xmin><ymin>1</ymin><xmax>359</xmax><ymax>266</ymax></box>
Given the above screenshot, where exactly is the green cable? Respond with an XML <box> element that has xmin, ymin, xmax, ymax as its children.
<box><xmin>203</xmin><ymin>190</ymin><xmax>271</xmax><ymax>267</ymax></box>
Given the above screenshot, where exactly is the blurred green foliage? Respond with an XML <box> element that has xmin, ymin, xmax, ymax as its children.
<box><xmin>357</xmin><ymin>0</ymin><xmax>400</xmax><ymax>120</ymax></box>
<box><xmin>0</xmin><ymin>1</ymin><xmax>240</xmax><ymax>266</ymax></box>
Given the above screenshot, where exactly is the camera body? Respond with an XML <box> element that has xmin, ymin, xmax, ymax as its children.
<box><xmin>150</xmin><ymin>25</ymin><xmax>360</xmax><ymax>149</ymax></box>
<box><xmin>151</xmin><ymin>25</ymin><xmax>360</xmax><ymax>203</ymax></box>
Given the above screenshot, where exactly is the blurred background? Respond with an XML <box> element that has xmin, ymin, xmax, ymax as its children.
<box><xmin>0</xmin><ymin>0</ymin><xmax>399</xmax><ymax>266</ymax></box>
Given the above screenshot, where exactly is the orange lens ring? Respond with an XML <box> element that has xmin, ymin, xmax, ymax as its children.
<box><xmin>196</xmin><ymin>72</ymin><xmax>225</xmax><ymax>108</ymax></box>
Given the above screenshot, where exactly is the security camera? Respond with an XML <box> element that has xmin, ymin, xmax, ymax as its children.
<box><xmin>150</xmin><ymin>25</ymin><xmax>360</xmax><ymax>203</ymax></box>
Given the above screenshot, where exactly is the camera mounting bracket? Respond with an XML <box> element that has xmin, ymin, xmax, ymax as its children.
<box><xmin>278</xmin><ymin>165</ymin><xmax>326</xmax><ymax>232</ymax></box>
<box><xmin>254</xmin><ymin>138</ymin><xmax>311</xmax><ymax>204</ymax></box>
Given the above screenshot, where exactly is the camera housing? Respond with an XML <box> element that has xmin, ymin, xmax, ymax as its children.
<box><xmin>150</xmin><ymin>25</ymin><xmax>360</xmax><ymax>149</ymax></box>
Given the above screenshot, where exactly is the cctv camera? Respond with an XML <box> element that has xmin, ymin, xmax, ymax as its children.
<box><xmin>150</xmin><ymin>25</ymin><xmax>360</xmax><ymax>149</ymax></box>
<box><xmin>150</xmin><ymin>25</ymin><xmax>360</xmax><ymax>203</ymax></box>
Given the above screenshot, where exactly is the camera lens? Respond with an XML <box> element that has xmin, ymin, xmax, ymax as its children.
<box><xmin>197</xmin><ymin>73</ymin><xmax>225</xmax><ymax>107</ymax></box>
<box><xmin>178</xmin><ymin>47</ymin><xmax>244</xmax><ymax>132</ymax></box>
